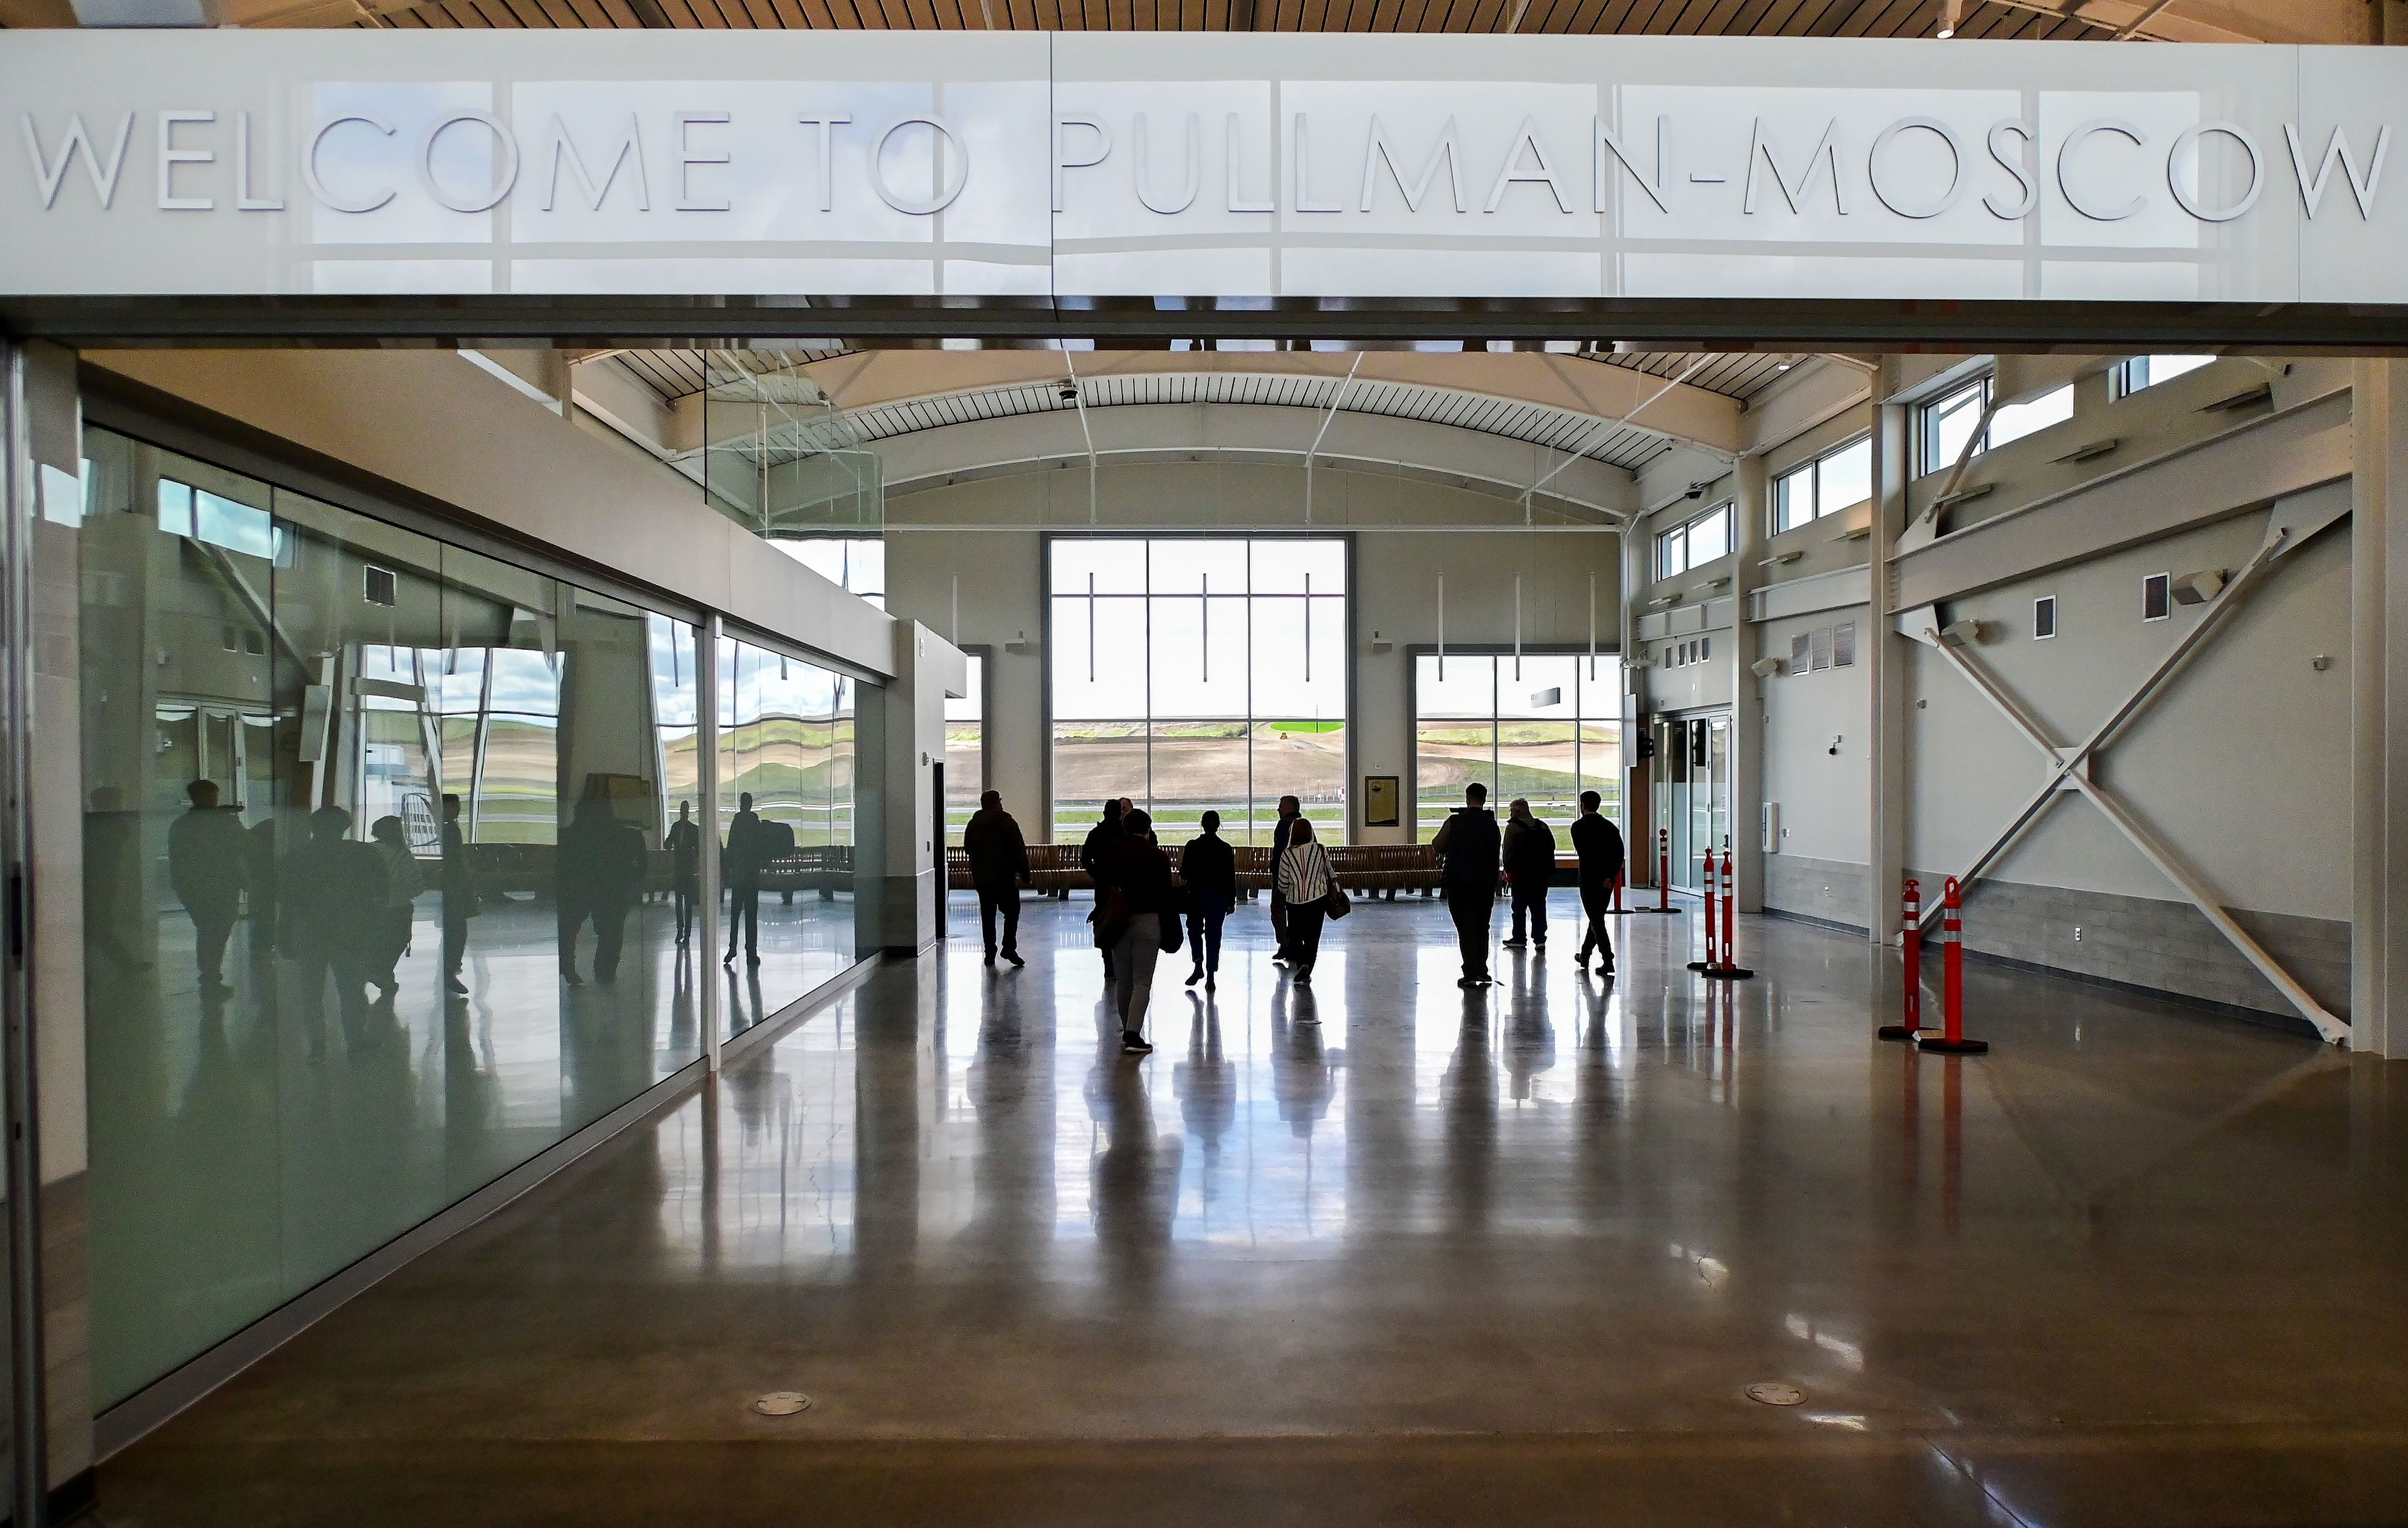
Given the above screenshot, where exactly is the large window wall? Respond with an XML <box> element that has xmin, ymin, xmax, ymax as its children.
<box><xmin>1050</xmin><ymin>538</ymin><xmax>1346</xmax><ymax>845</ymax></box>
<box><xmin>944</xmin><ymin>652</ymin><xmax>985</xmax><ymax>832</ymax></box>
<box><xmin>74</xmin><ymin>424</ymin><xmax>866</xmax><ymax>1411</ymax></box>
<box><xmin>1413</xmin><ymin>653</ymin><xmax>1622</xmax><ymax>841</ymax></box>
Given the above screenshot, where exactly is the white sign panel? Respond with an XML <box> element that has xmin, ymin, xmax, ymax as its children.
<box><xmin>1</xmin><ymin>31</ymin><xmax>2402</xmax><ymax>306</ymax></box>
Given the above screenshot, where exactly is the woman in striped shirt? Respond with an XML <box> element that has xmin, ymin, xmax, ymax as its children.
<box><xmin>1275</xmin><ymin>819</ymin><xmax>1335</xmax><ymax>987</ymax></box>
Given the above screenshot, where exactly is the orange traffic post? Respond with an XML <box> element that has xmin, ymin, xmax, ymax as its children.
<box><xmin>1700</xmin><ymin>845</ymin><xmax>1756</xmax><ymax>981</ymax></box>
<box><xmin>1917</xmin><ymin>877</ymin><xmax>1988</xmax><ymax>1054</ymax></box>
<box><xmin>1878</xmin><ymin>877</ymin><xmax>1922</xmax><ymax>1041</ymax></box>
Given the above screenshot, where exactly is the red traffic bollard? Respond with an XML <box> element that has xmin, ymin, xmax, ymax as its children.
<box><xmin>1879</xmin><ymin>878</ymin><xmax>1922</xmax><ymax>1041</ymax></box>
<box><xmin>1917</xmin><ymin>877</ymin><xmax>1988</xmax><ymax>1055</ymax></box>
<box><xmin>1689</xmin><ymin>845</ymin><xmax>1754</xmax><ymax>981</ymax></box>
<box><xmin>1610</xmin><ymin>871</ymin><xmax>1625</xmax><ymax>913</ymax></box>
<box><xmin>1685</xmin><ymin>848</ymin><xmax>1719</xmax><ymax>972</ymax></box>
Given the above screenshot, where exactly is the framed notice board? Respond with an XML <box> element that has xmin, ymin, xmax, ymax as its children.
<box><xmin>1364</xmin><ymin>775</ymin><xmax>1400</xmax><ymax>828</ymax></box>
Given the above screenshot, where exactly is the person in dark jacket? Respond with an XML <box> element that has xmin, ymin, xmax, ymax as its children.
<box><xmin>1179</xmin><ymin>809</ymin><xmax>1239</xmax><ymax>991</ymax></box>
<box><xmin>1432</xmin><ymin>782</ymin><xmax>1502</xmax><ymax>989</ymax></box>
<box><xmin>1267</xmin><ymin>794</ymin><xmax>1302</xmax><ymax>964</ymax></box>
<box><xmin>665</xmin><ymin>801</ymin><xmax>701</xmax><ymax>945</ymax></box>
<box><xmin>1081</xmin><ymin>798</ymin><xmax>1126</xmax><ymax>981</ymax></box>
<box><xmin>166</xmin><ymin>779</ymin><xmax>246</xmax><ymax>996</ymax></box>
<box><xmin>1099</xmin><ymin>810</ymin><xmax>1176</xmax><ymax>1056</ymax></box>
<box><xmin>963</xmin><ymin>789</ymin><xmax>1032</xmax><ymax>967</ymax></box>
<box><xmin>559</xmin><ymin>786</ymin><xmax>647</xmax><ymax>984</ymax></box>
<box><xmin>1570</xmin><ymin>790</ymin><xmax>1625</xmax><ymax>977</ymax></box>
<box><xmin>1501</xmin><ymin>798</ymin><xmax>1558</xmax><ymax>951</ymax></box>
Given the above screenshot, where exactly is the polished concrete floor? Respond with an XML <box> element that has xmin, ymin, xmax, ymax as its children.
<box><xmin>95</xmin><ymin>894</ymin><xmax>2408</xmax><ymax>1526</ymax></box>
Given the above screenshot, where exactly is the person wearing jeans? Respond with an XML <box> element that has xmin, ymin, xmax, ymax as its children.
<box><xmin>1100</xmin><ymin>808</ymin><xmax>1176</xmax><ymax>1055</ymax></box>
<box><xmin>1275</xmin><ymin>819</ymin><xmax>1334</xmax><ymax>988</ymax></box>
<box><xmin>1502</xmin><ymin>798</ymin><xmax>1556</xmax><ymax>950</ymax></box>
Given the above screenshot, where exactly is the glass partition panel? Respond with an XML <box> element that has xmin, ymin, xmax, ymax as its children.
<box><xmin>716</xmin><ymin>633</ymin><xmax>859</xmax><ymax>1038</ymax></box>
<box><xmin>79</xmin><ymin>427</ymin><xmax>702</xmax><ymax>1409</ymax></box>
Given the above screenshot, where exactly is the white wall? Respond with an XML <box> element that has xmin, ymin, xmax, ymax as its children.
<box><xmin>884</xmin><ymin>458</ymin><xmax>1623</xmax><ymax>843</ymax></box>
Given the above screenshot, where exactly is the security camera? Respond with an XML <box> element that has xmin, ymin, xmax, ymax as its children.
<box><xmin>1939</xmin><ymin>619</ymin><xmax>1982</xmax><ymax>646</ymax></box>
<box><xmin>1686</xmin><ymin>482</ymin><xmax>1709</xmax><ymax>499</ymax></box>
<box><xmin>1058</xmin><ymin>384</ymin><xmax>1080</xmax><ymax>403</ymax></box>
<box><xmin>1750</xmin><ymin>657</ymin><xmax>1783</xmax><ymax>678</ymax></box>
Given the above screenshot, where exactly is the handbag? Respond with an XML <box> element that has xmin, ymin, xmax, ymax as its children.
<box><xmin>1326</xmin><ymin>877</ymin><xmax>1352</xmax><ymax>920</ymax></box>
<box><xmin>1092</xmin><ymin>885</ymin><xmax>1129</xmax><ymax>949</ymax></box>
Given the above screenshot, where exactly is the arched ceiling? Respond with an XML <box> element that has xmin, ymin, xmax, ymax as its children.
<box><xmin>588</xmin><ymin>344</ymin><xmax>1768</xmax><ymax>480</ymax></box>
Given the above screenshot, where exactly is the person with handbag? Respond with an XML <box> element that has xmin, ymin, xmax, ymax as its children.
<box><xmin>1097</xmin><ymin>808</ymin><xmax>1176</xmax><ymax>1056</ymax></box>
<box><xmin>1275</xmin><ymin>818</ymin><xmax>1340</xmax><ymax>989</ymax></box>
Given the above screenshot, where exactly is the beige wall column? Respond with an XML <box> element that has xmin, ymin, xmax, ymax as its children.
<box><xmin>2352</xmin><ymin>361</ymin><xmax>2408</xmax><ymax>1058</ymax></box>
<box><xmin>1866</xmin><ymin>372</ymin><xmax>1911</xmax><ymax>946</ymax></box>
<box><xmin>1730</xmin><ymin>455</ymin><xmax>1768</xmax><ymax>914</ymax></box>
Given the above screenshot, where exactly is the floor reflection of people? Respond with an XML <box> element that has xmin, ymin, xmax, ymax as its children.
<box><xmin>724</xmin><ymin>791</ymin><xmax>764</xmax><ymax>967</ymax></box>
<box><xmin>285</xmin><ymin>806</ymin><xmax>385</xmax><ymax>1056</ymax></box>
<box><xmin>366</xmin><ymin>814</ymin><xmax>423</xmax><ymax>1004</ymax></box>
<box><xmin>1501</xmin><ymin>947</ymin><xmax>1556</xmax><ymax>1102</ymax></box>
<box><xmin>1175</xmin><ymin>995</ymin><xmax>1235</xmax><ymax>1173</ymax></box>
<box><xmin>665</xmin><ymin>801</ymin><xmax>700</xmax><ymax>947</ymax></box>
<box><xmin>559</xmin><ymin>784</ymin><xmax>645</xmax><ymax>986</ymax></box>
<box><xmin>1442</xmin><ymin>993</ymin><xmax>1498</xmax><ymax>1232</ymax></box>
<box><xmin>968</xmin><ymin>972</ymin><xmax>1055</xmax><ymax>1264</ymax></box>
<box><xmin>440</xmin><ymin>794</ymin><xmax>473</xmax><ymax>998</ymax></box>
<box><xmin>167</xmin><ymin>779</ymin><xmax>246</xmax><ymax>998</ymax></box>
<box><xmin>1087</xmin><ymin>1042</ymin><xmax>1182</xmax><ymax>1300</ymax></box>
<box><xmin>1272</xmin><ymin>985</ymin><xmax>1335</xmax><ymax>1142</ymax></box>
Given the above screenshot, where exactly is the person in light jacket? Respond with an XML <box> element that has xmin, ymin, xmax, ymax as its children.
<box><xmin>1275</xmin><ymin>818</ymin><xmax>1335</xmax><ymax>989</ymax></box>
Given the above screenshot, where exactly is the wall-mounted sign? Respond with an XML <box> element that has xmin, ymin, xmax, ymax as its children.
<box><xmin>1</xmin><ymin>32</ymin><xmax>2403</xmax><ymax>305</ymax></box>
<box><xmin>1364</xmin><ymin>775</ymin><xmax>1400</xmax><ymax>828</ymax></box>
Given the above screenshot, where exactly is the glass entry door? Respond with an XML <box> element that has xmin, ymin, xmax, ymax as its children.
<box><xmin>1654</xmin><ymin>711</ymin><xmax>1731</xmax><ymax>893</ymax></box>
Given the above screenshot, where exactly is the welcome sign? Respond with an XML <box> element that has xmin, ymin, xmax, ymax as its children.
<box><xmin>2</xmin><ymin>31</ymin><xmax>2402</xmax><ymax>305</ymax></box>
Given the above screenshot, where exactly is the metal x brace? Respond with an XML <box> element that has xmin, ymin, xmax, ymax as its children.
<box><xmin>1914</xmin><ymin>511</ymin><xmax>2348</xmax><ymax>1043</ymax></box>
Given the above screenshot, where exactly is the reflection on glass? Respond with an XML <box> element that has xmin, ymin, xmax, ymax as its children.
<box><xmin>716</xmin><ymin>633</ymin><xmax>862</xmax><ymax>1037</ymax></box>
<box><xmin>944</xmin><ymin>653</ymin><xmax>983</xmax><ymax>832</ymax></box>
<box><xmin>78</xmin><ymin>427</ymin><xmax>703</xmax><ymax>1409</ymax></box>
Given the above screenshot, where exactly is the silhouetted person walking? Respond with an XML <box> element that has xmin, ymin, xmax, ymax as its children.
<box><xmin>285</xmin><ymin>805</ymin><xmax>386</xmax><ymax>1054</ymax></box>
<box><xmin>1268</xmin><ymin>794</ymin><xmax>1302</xmax><ymax>964</ymax></box>
<box><xmin>1501</xmin><ymin>797</ymin><xmax>1556</xmax><ymax>951</ymax></box>
<box><xmin>1275</xmin><ymin>818</ymin><xmax>1334</xmax><ymax>988</ymax></box>
<box><xmin>366</xmin><ymin>814</ymin><xmax>423</xmax><ymax>1001</ymax></box>
<box><xmin>167</xmin><ymin>779</ymin><xmax>245</xmax><ymax>996</ymax></box>
<box><xmin>440</xmin><ymin>794</ymin><xmax>475</xmax><ymax>996</ymax></box>
<box><xmin>1434</xmin><ymin>782</ymin><xmax>1501</xmax><ymax>988</ymax></box>
<box><xmin>1082</xmin><ymin>797</ymin><xmax>1126</xmax><ymax>981</ymax></box>
<box><xmin>724</xmin><ymin>791</ymin><xmax>767</xmax><ymax>966</ymax></box>
<box><xmin>665</xmin><ymin>801</ymin><xmax>700</xmax><ymax>945</ymax></box>
<box><xmin>1571</xmin><ymin>790</ymin><xmax>1624</xmax><ymax>977</ymax></box>
<box><xmin>1099</xmin><ymin>808</ymin><xmax>1175</xmax><ymax>1056</ymax></box>
<box><xmin>561</xmin><ymin>786</ymin><xmax>646</xmax><ymax>984</ymax></box>
<box><xmin>1180</xmin><ymin>810</ymin><xmax>1238</xmax><ymax>991</ymax></box>
<box><xmin>964</xmin><ymin>789</ymin><xmax>1031</xmax><ymax>967</ymax></box>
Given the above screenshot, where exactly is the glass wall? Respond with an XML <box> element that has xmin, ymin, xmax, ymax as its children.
<box><xmin>1050</xmin><ymin>537</ymin><xmax>1346</xmax><ymax>845</ymax></box>
<box><xmin>944</xmin><ymin>653</ymin><xmax>984</xmax><ymax>833</ymax></box>
<box><xmin>77</xmin><ymin>426</ymin><xmax>712</xmax><ymax>1409</ymax></box>
<box><xmin>1413</xmin><ymin>653</ymin><xmax>1622</xmax><ymax>841</ymax></box>
<box><xmin>715</xmin><ymin>635</ymin><xmax>859</xmax><ymax>1038</ymax></box>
